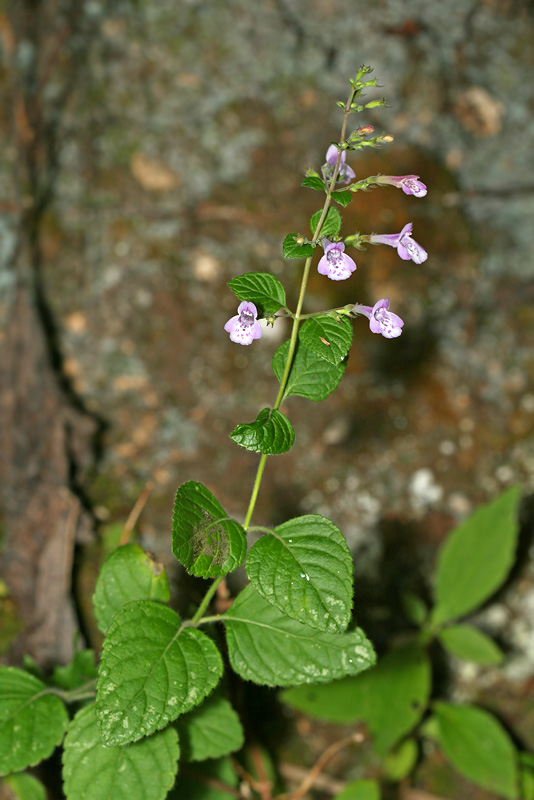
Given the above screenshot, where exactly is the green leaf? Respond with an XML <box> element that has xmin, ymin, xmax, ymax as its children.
<box><xmin>302</xmin><ymin>175</ymin><xmax>326</xmax><ymax>191</ymax></box>
<box><xmin>334</xmin><ymin>779</ymin><xmax>380</xmax><ymax>800</ymax></box>
<box><xmin>50</xmin><ymin>649</ymin><xmax>98</xmax><ymax>690</ymax></box>
<box><xmin>2</xmin><ymin>772</ymin><xmax>47</xmax><ymax>800</ymax></box>
<box><xmin>172</xmin><ymin>482</ymin><xmax>246</xmax><ymax>578</ymax></box>
<box><xmin>281</xmin><ymin>644</ymin><xmax>430</xmax><ymax>756</ymax></box>
<box><xmin>222</xmin><ymin>584</ymin><xmax>375</xmax><ymax>687</ymax></box>
<box><xmin>282</xmin><ymin>234</ymin><xmax>315</xmax><ymax>259</ymax></box>
<box><xmin>331</xmin><ymin>190</ymin><xmax>353</xmax><ymax>207</ymax></box>
<box><xmin>96</xmin><ymin>600</ymin><xmax>223</xmax><ymax>746</ymax></box>
<box><xmin>176</xmin><ymin>693</ymin><xmax>244</xmax><ymax>762</ymax></box>
<box><xmin>519</xmin><ymin>753</ymin><xmax>534</xmax><ymax>800</ymax></box>
<box><xmin>63</xmin><ymin>704</ymin><xmax>179</xmax><ymax>800</ymax></box>
<box><xmin>228</xmin><ymin>273</ymin><xmax>286</xmax><ymax>316</ymax></box>
<box><xmin>438</xmin><ymin>625</ymin><xmax>504</xmax><ymax>665</ymax></box>
<box><xmin>272</xmin><ymin>339</ymin><xmax>346</xmax><ymax>403</ymax></box>
<box><xmin>168</xmin><ymin>756</ymin><xmax>238</xmax><ymax>800</ymax></box>
<box><xmin>432</xmin><ymin>487</ymin><xmax>521</xmax><ymax>624</ymax></box>
<box><xmin>230</xmin><ymin>408</ymin><xmax>294</xmax><ymax>455</ymax></box>
<box><xmin>246</xmin><ymin>515</ymin><xmax>353</xmax><ymax>633</ymax></box>
<box><xmin>310</xmin><ymin>207</ymin><xmax>342</xmax><ymax>238</ymax></box>
<box><xmin>0</xmin><ymin>667</ymin><xmax>68</xmax><ymax>776</ymax></box>
<box><xmin>93</xmin><ymin>544</ymin><xmax>170</xmax><ymax>633</ymax></box>
<box><xmin>383</xmin><ymin>738</ymin><xmax>418</xmax><ymax>781</ymax></box>
<box><xmin>434</xmin><ymin>702</ymin><xmax>518</xmax><ymax>799</ymax></box>
<box><xmin>299</xmin><ymin>315</ymin><xmax>353</xmax><ymax>365</ymax></box>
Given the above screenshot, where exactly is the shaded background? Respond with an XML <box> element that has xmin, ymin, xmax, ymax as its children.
<box><xmin>1</xmin><ymin>0</ymin><xmax>534</xmax><ymax>796</ymax></box>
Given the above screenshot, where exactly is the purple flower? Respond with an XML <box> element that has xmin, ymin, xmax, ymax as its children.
<box><xmin>224</xmin><ymin>301</ymin><xmax>262</xmax><ymax>345</ymax></box>
<box><xmin>377</xmin><ymin>174</ymin><xmax>427</xmax><ymax>197</ymax></box>
<box><xmin>368</xmin><ymin>222</ymin><xmax>428</xmax><ymax>264</ymax></box>
<box><xmin>318</xmin><ymin>239</ymin><xmax>357</xmax><ymax>281</ymax></box>
<box><xmin>354</xmin><ymin>298</ymin><xmax>404</xmax><ymax>339</ymax></box>
<box><xmin>322</xmin><ymin>145</ymin><xmax>356</xmax><ymax>185</ymax></box>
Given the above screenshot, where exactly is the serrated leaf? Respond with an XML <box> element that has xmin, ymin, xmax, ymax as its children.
<box><xmin>176</xmin><ymin>693</ymin><xmax>244</xmax><ymax>762</ymax></box>
<box><xmin>246</xmin><ymin>515</ymin><xmax>353</xmax><ymax>633</ymax></box>
<box><xmin>230</xmin><ymin>408</ymin><xmax>294</xmax><ymax>455</ymax></box>
<box><xmin>3</xmin><ymin>772</ymin><xmax>47</xmax><ymax>800</ymax></box>
<box><xmin>334</xmin><ymin>779</ymin><xmax>380</xmax><ymax>800</ymax></box>
<box><xmin>272</xmin><ymin>339</ymin><xmax>346</xmax><ymax>403</ymax></box>
<box><xmin>432</xmin><ymin>487</ymin><xmax>521</xmax><ymax>625</ymax></box>
<box><xmin>438</xmin><ymin>624</ymin><xmax>504</xmax><ymax>665</ymax></box>
<box><xmin>168</xmin><ymin>756</ymin><xmax>238</xmax><ymax>800</ymax></box>
<box><xmin>299</xmin><ymin>315</ymin><xmax>353</xmax><ymax>365</ymax></box>
<box><xmin>51</xmin><ymin>649</ymin><xmax>98</xmax><ymax>690</ymax></box>
<box><xmin>96</xmin><ymin>600</ymin><xmax>223</xmax><ymax>746</ymax></box>
<box><xmin>222</xmin><ymin>585</ymin><xmax>375</xmax><ymax>687</ymax></box>
<box><xmin>92</xmin><ymin>544</ymin><xmax>170</xmax><ymax>633</ymax></box>
<box><xmin>282</xmin><ymin>233</ymin><xmax>315</xmax><ymax>259</ymax></box>
<box><xmin>63</xmin><ymin>704</ymin><xmax>179</xmax><ymax>800</ymax></box>
<box><xmin>172</xmin><ymin>482</ymin><xmax>246</xmax><ymax>578</ymax></box>
<box><xmin>435</xmin><ymin>702</ymin><xmax>518</xmax><ymax>799</ymax></box>
<box><xmin>302</xmin><ymin>175</ymin><xmax>326</xmax><ymax>191</ymax></box>
<box><xmin>0</xmin><ymin>667</ymin><xmax>68</xmax><ymax>776</ymax></box>
<box><xmin>331</xmin><ymin>190</ymin><xmax>353</xmax><ymax>207</ymax></box>
<box><xmin>310</xmin><ymin>207</ymin><xmax>342</xmax><ymax>238</ymax></box>
<box><xmin>228</xmin><ymin>273</ymin><xmax>286</xmax><ymax>316</ymax></box>
<box><xmin>281</xmin><ymin>644</ymin><xmax>430</xmax><ymax>755</ymax></box>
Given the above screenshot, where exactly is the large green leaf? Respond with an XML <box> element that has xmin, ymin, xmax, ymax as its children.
<box><xmin>282</xmin><ymin>234</ymin><xmax>315</xmax><ymax>259</ymax></box>
<box><xmin>432</xmin><ymin>487</ymin><xmax>521</xmax><ymax>624</ymax></box>
<box><xmin>281</xmin><ymin>644</ymin><xmax>430</xmax><ymax>755</ymax></box>
<box><xmin>93</xmin><ymin>544</ymin><xmax>170</xmax><ymax>633</ymax></box>
<box><xmin>222</xmin><ymin>585</ymin><xmax>375</xmax><ymax>687</ymax></box>
<box><xmin>63</xmin><ymin>704</ymin><xmax>179</xmax><ymax>800</ymax></box>
<box><xmin>301</xmin><ymin>175</ymin><xmax>325</xmax><ymax>191</ymax></box>
<box><xmin>310</xmin><ymin>207</ymin><xmax>342</xmax><ymax>238</ymax></box>
<box><xmin>435</xmin><ymin>702</ymin><xmax>518</xmax><ymax>799</ymax></box>
<box><xmin>438</xmin><ymin>624</ymin><xmax>504</xmax><ymax>665</ymax></box>
<box><xmin>0</xmin><ymin>667</ymin><xmax>68</xmax><ymax>776</ymax></box>
<box><xmin>176</xmin><ymin>693</ymin><xmax>244</xmax><ymax>762</ymax></box>
<box><xmin>246</xmin><ymin>515</ymin><xmax>353</xmax><ymax>633</ymax></box>
<box><xmin>96</xmin><ymin>600</ymin><xmax>223</xmax><ymax>746</ymax></box>
<box><xmin>172</xmin><ymin>482</ymin><xmax>246</xmax><ymax>578</ymax></box>
<box><xmin>272</xmin><ymin>340</ymin><xmax>346</xmax><ymax>403</ymax></box>
<box><xmin>228</xmin><ymin>273</ymin><xmax>286</xmax><ymax>316</ymax></box>
<box><xmin>299</xmin><ymin>315</ymin><xmax>353</xmax><ymax>365</ymax></box>
<box><xmin>230</xmin><ymin>408</ymin><xmax>294</xmax><ymax>455</ymax></box>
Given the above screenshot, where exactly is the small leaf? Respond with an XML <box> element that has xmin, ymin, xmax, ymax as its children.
<box><xmin>435</xmin><ymin>702</ymin><xmax>518</xmax><ymax>799</ymax></box>
<box><xmin>168</xmin><ymin>756</ymin><xmax>238</xmax><ymax>800</ymax></box>
<box><xmin>63</xmin><ymin>704</ymin><xmax>179</xmax><ymax>800</ymax></box>
<box><xmin>432</xmin><ymin>487</ymin><xmax>521</xmax><ymax>624</ymax></box>
<box><xmin>51</xmin><ymin>649</ymin><xmax>98</xmax><ymax>690</ymax></box>
<box><xmin>172</xmin><ymin>482</ymin><xmax>246</xmax><ymax>578</ymax></box>
<box><xmin>299</xmin><ymin>315</ymin><xmax>353</xmax><ymax>365</ymax></box>
<box><xmin>438</xmin><ymin>625</ymin><xmax>504</xmax><ymax>665</ymax></box>
<box><xmin>228</xmin><ymin>273</ymin><xmax>286</xmax><ymax>316</ymax></box>
<box><xmin>383</xmin><ymin>738</ymin><xmax>418</xmax><ymax>781</ymax></box>
<box><xmin>272</xmin><ymin>340</ymin><xmax>346</xmax><ymax>403</ymax></box>
<box><xmin>93</xmin><ymin>544</ymin><xmax>170</xmax><ymax>633</ymax></box>
<box><xmin>334</xmin><ymin>779</ymin><xmax>380</xmax><ymax>800</ymax></box>
<box><xmin>302</xmin><ymin>175</ymin><xmax>326</xmax><ymax>191</ymax></box>
<box><xmin>96</xmin><ymin>600</ymin><xmax>223</xmax><ymax>746</ymax></box>
<box><xmin>310</xmin><ymin>207</ymin><xmax>342</xmax><ymax>238</ymax></box>
<box><xmin>222</xmin><ymin>585</ymin><xmax>375</xmax><ymax>687</ymax></box>
<box><xmin>176</xmin><ymin>693</ymin><xmax>244</xmax><ymax>762</ymax></box>
<box><xmin>519</xmin><ymin>753</ymin><xmax>534</xmax><ymax>800</ymax></box>
<box><xmin>281</xmin><ymin>644</ymin><xmax>430</xmax><ymax>756</ymax></box>
<box><xmin>283</xmin><ymin>233</ymin><xmax>315</xmax><ymax>259</ymax></box>
<box><xmin>331</xmin><ymin>190</ymin><xmax>353</xmax><ymax>207</ymax></box>
<box><xmin>246</xmin><ymin>515</ymin><xmax>353</xmax><ymax>632</ymax></box>
<box><xmin>3</xmin><ymin>772</ymin><xmax>47</xmax><ymax>800</ymax></box>
<box><xmin>0</xmin><ymin>667</ymin><xmax>68</xmax><ymax>776</ymax></box>
<box><xmin>230</xmin><ymin>408</ymin><xmax>294</xmax><ymax>455</ymax></box>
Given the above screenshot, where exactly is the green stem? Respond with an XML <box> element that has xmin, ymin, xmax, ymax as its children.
<box><xmin>190</xmin><ymin>577</ymin><xmax>223</xmax><ymax>626</ymax></box>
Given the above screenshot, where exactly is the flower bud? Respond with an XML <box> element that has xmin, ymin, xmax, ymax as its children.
<box><xmin>358</xmin><ymin>125</ymin><xmax>375</xmax><ymax>135</ymax></box>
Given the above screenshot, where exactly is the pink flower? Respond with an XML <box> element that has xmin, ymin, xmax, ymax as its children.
<box><xmin>318</xmin><ymin>239</ymin><xmax>357</xmax><ymax>281</ymax></box>
<box><xmin>224</xmin><ymin>301</ymin><xmax>262</xmax><ymax>345</ymax></box>
<box><xmin>354</xmin><ymin>298</ymin><xmax>404</xmax><ymax>339</ymax></box>
<box><xmin>377</xmin><ymin>174</ymin><xmax>427</xmax><ymax>197</ymax></box>
<box><xmin>368</xmin><ymin>222</ymin><xmax>428</xmax><ymax>264</ymax></box>
<box><xmin>322</xmin><ymin>145</ymin><xmax>356</xmax><ymax>185</ymax></box>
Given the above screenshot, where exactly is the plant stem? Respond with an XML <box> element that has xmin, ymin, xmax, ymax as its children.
<box><xmin>190</xmin><ymin>577</ymin><xmax>223</xmax><ymax>625</ymax></box>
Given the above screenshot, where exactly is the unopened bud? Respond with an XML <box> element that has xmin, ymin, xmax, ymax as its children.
<box><xmin>266</xmin><ymin>315</ymin><xmax>276</xmax><ymax>327</ymax></box>
<box><xmin>296</xmin><ymin>235</ymin><xmax>305</xmax><ymax>245</ymax></box>
<box><xmin>358</xmin><ymin>125</ymin><xmax>374</xmax><ymax>135</ymax></box>
<box><xmin>382</xmin><ymin>134</ymin><xmax>394</xmax><ymax>143</ymax></box>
